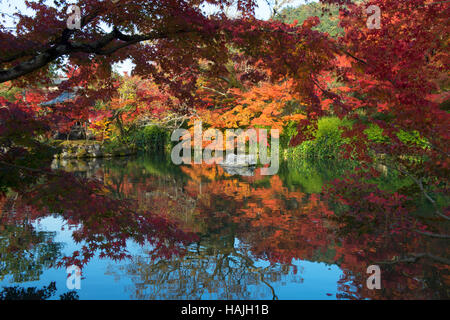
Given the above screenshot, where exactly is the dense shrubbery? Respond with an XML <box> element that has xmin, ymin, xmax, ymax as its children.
<box><xmin>286</xmin><ymin>117</ymin><xmax>352</xmax><ymax>160</ymax></box>
<box><xmin>101</xmin><ymin>136</ymin><xmax>135</xmax><ymax>155</ymax></box>
<box><xmin>101</xmin><ymin>125</ymin><xmax>170</xmax><ymax>154</ymax></box>
<box><xmin>130</xmin><ymin>125</ymin><xmax>171</xmax><ymax>152</ymax></box>
<box><xmin>286</xmin><ymin>117</ymin><xmax>429</xmax><ymax>162</ymax></box>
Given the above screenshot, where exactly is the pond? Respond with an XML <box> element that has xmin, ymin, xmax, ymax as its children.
<box><xmin>0</xmin><ymin>155</ymin><xmax>447</xmax><ymax>299</ymax></box>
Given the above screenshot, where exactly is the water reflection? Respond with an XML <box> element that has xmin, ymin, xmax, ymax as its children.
<box><xmin>0</xmin><ymin>155</ymin><xmax>448</xmax><ymax>299</ymax></box>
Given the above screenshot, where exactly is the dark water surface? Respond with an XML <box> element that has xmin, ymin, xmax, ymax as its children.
<box><xmin>0</xmin><ymin>155</ymin><xmax>448</xmax><ymax>299</ymax></box>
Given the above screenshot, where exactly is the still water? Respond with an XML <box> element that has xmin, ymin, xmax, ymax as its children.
<box><xmin>0</xmin><ymin>155</ymin><xmax>448</xmax><ymax>299</ymax></box>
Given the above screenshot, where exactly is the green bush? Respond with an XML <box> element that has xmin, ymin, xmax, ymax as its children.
<box><xmin>131</xmin><ymin>125</ymin><xmax>170</xmax><ymax>152</ymax></box>
<box><xmin>364</xmin><ymin>124</ymin><xmax>389</xmax><ymax>144</ymax></box>
<box><xmin>286</xmin><ymin>117</ymin><xmax>352</xmax><ymax>160</ymax></box>
<box><xmin>101</xmin><ymin>136</ymin><xmax>135</xmax><ymax>155</ymax></box>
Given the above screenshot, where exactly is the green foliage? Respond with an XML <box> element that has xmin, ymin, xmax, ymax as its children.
<box><xmin>315</xmin><ymin>116</ymin><xmax>351</xmax><ymax>139</ymax></box>
<box><xmin>130</xmin><ymin>125</ymin><xmax>170</xmax><ymax>153</ymax></box>
<box><xmin>56</xmin><ymin>140</ymin><xmax>101</xmax><ymax>147</ymax></box>
<box><xmin>280</xmin><ymin>121</ymin><xmax>299</xmax><ymax>149</ymax></box>
<box><xmin>364</xmin><ymin>124</ymin><xmax>389</xmax><ymax>144</ymax></box>
<box><xmin>101</xmin><ymin>137</ymin><xmax>124</xmax><ymax>154</ymax></box>
<box><xmin>101</xmin><ymin>154</ymin><xmax>188</xmax><ymax>182</ymax></box>
<box><xmin>365</xmin><ymin>124</ymin><xmax>429</xmax><ymax>149</ymax></box>
<box><xmin>0</xmin><ymin>83</ymin><xmax>22</xmax><ymax>101</ymax></box>
<box><xmin>286</xmin><ymin>116</ymin><xmax>352</xmax><ymax>160</ymax></box>
<box><xmin>397</xmin><ymin>129</ymin><xmax>429</xmax><ymax>149</ymax></box>
<box><xmin>280</xmin><ymin>157</ymin><xmax>355</xmax><ymax>193</ymax></box>
<box><xmin>275</xmin><ymin>2</ymin><xmax>343</xmax><ymax>37</ymax></box>
<box><xmin>101</xmin><ymin>136</ymin><xmax>135</xmax><ymax>156</ymax></box>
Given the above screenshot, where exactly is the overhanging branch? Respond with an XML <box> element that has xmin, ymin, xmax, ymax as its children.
<box><xmin>0</xmin><ymin>27</ymin><xmax>191</xmax><ymax>83</ymax></box>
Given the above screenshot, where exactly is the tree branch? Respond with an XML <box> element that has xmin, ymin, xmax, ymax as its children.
<box><xmin>0</xmin><ymin>27</ymin><xmax>192</xmax><ymax>83</ymax></box>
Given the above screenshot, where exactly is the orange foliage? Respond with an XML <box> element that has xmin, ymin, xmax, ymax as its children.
<box><xmin>198</xmin><ymin>80</ymin><xmax>305</xmax><ymax>131</ymax></box>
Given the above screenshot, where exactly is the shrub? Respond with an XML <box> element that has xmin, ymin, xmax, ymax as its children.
<box><xmin>286</xmin><ymin>116</ymin><xmax>352</xmax><ymax>160</ymax></box>
<box><xmin>364</xmin><ymin>124</ymin><xmax>389</xmax><ymax>144</ymax></box>
<box><xmin>131</xmin><ymin>125</ymin><xmax>170</xmax><ymax>152</ymax></box>
<box><xmin>102</xmin><ymin>136</ymin><xmax>135</xmax><ymax>155</ymax></box>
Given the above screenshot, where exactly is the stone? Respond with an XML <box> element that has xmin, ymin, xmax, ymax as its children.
<box><xmin>221</xmin><ymin>153</ymin><xmax>257</xmax><ymax>167</ymax></box>
<box><xmin>221</xmin><ymin>165</ymin><xmax>256</xmax><ymax>176</ymax></box>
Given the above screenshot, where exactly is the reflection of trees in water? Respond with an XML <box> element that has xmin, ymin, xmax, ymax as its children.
<box><xmin>334</xmin><ymin>234</ymin><xmax>450</xmax><ymax>300</ymax></box>
<box><xmin>22</xmin><ymin>156</ymin><xmax>449</xmax><ymax>299</ymax></box>
<box><xmin>0</xmin><ymin>198</ymin><xmax>63</xmax><ymax>282</ymax></box>
<box><xmin>100</xmin><ymin>162</ymin><xmax>324</xmax><ymax>300</ymax></box>
<box><xmin>74</xmin><ymin>159</ymin><xmax>333</xmax><ymax>298</ymax></box>
<box><xmin>336</xmin><ymin>256</ymin><xmax>450</xmax><ymax>300</ymax></box>
<box><xmin>0</xmin><ymin>223</ymin><xmax>62</xmax><ymax>283</ymax></box>
<box><xmin>1</xmin><ymin>155</ymin><xmax>196</xmax><ymax>270</ymax></box>
<box><xmin>0</xmin><ymin>282</ymin><xmax>78</xmax><ymax>300</ymax></box>
<box><xmin>107</xmin><ymin>238</ymin><xmax>303</xmax><ymax>300</ymax></box>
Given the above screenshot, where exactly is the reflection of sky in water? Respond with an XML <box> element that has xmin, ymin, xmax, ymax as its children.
<box><xmin>0</xmin><ymin>217</ymin><xmax>344</xmax><ymax>300</ymax></box>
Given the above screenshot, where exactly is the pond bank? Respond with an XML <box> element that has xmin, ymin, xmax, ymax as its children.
<box><xmin>51</xmin><ymin>140</ymin><xmax>137</xmax><ymax>159</ymax></box>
